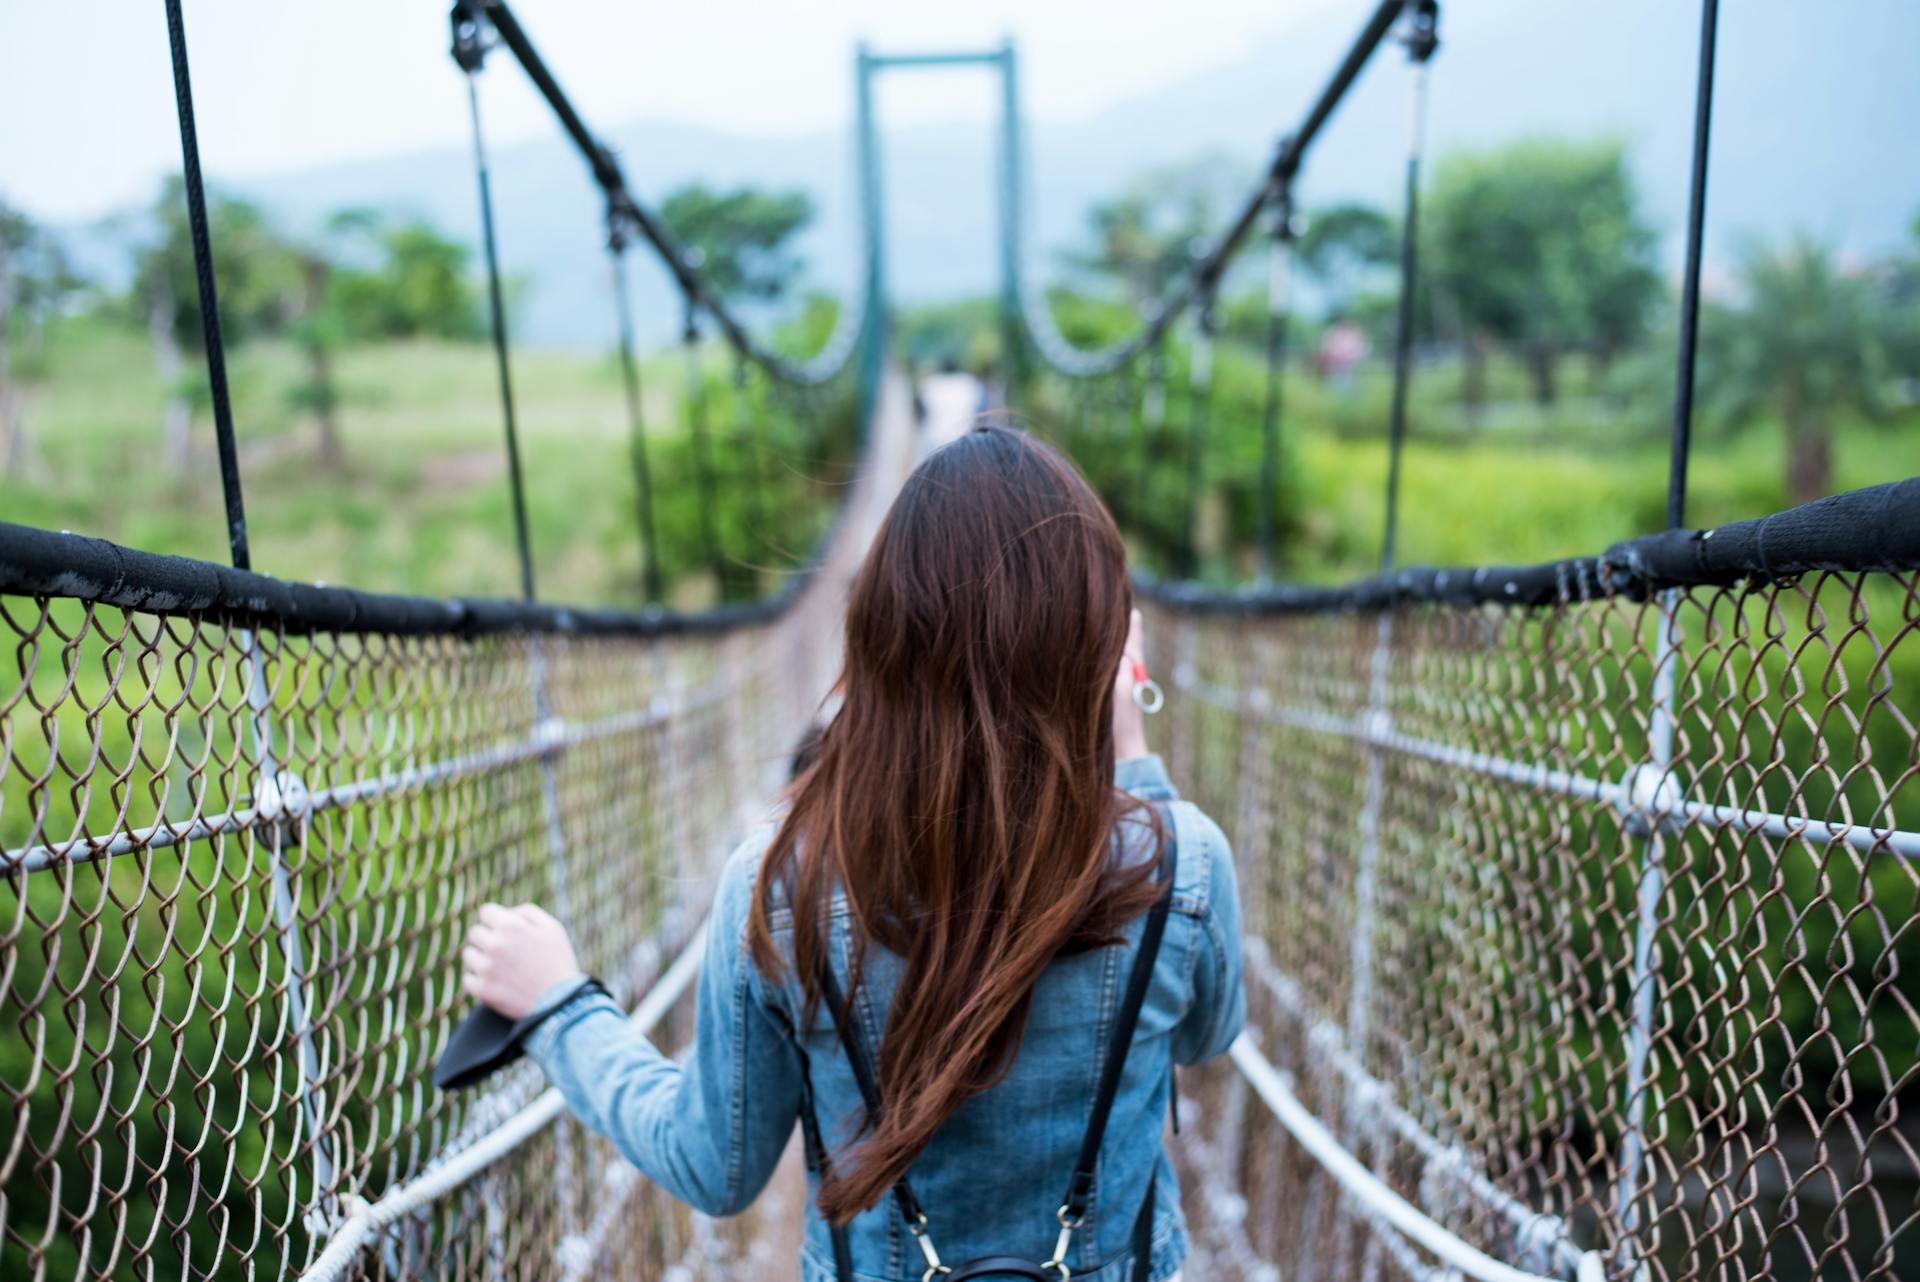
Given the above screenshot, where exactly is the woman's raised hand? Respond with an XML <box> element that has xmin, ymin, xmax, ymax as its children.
<box><xmin>461</xmin><ymin>902</ymin><xmax>582</xmax><ymax>1020</ymax></box>
<box><xmin>1112</xmin><ymin>607</ymin><xmax>1151</xmax><ymax>762</ymax></box>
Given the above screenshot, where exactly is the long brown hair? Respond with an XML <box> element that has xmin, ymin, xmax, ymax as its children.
<box><xmin>747</xmin><ymin>424</ymin><xmax>1163</xmax><ymax>1223</ymax></box>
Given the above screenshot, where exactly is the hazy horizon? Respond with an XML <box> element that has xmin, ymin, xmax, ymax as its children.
<box><xmin>2</xmin><ymin>0</ymin><xmax>1343</xmax><ymax>223</ymax></box>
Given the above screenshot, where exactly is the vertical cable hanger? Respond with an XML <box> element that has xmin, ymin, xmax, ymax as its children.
<box><xmin>1178</xmin><ymin>282</ymin><xmax>1219</xmax><ymax>580</ymax></box>
<box><xmin>1257</xmin><ymin>177</ymin><xmax>1300</xmax><ymax>585</ymax></box>
<box><xmin>1135</xmin><ymin>341</ymin><xmax>1166</xmax><ymax>554</ymax></box>
<box><xmin>606</xmin><ymin>200</ymin><xmax>662</xmax><ymax>603</ymax></box>
<box><xmin>731</xmin><ymin>355</ymin><xmax>769</xmax><ymax>576</ymax></box>
<box><xmin>682</xmin><ymin>297</ymin><xmax>729</xmax><ymax>597</ymax></box>
<box><xmin>1109</xmin><ymin>366</ymin><xmax>1138</xmax><ymax>533</ymax></box>
<box><xmin>1614</xmin><ymin>3</ymin><xmax>1718</xmax><ymax>1270</ymax></box>
<box><xmin>164</xmin><ymin>0</ymin><xmax>350</xmax><ymax>1212</ymax></box>
<box><xmin>161</xmin><ymin>0</ymin><xmax>250</xmax><ymax>570</ymax></box>
<box><xmin>1377</xmin><ymin>0</ymin><xmax>1439</xmax><ymax>575</ymax></box>
<box><xmin>1666</xmin><ymin>0</ymin><xmax>1719</xmax><ymax>531</ymax></box>
<box><xmin>453</xmin><ymin>1</ymin><xmax>538</xmax><ymax>602</ymax></box>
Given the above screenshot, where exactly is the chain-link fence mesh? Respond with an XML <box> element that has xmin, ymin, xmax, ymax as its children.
<box><xmin>1158</xmin><ymin>567</ymin><xmax>1920</xmax><ymax>1282</ymax></box>
<box><xmin>0</xmin><ymin>554</ymin><xmax>851</xmax><ymax>1279</ymax></box>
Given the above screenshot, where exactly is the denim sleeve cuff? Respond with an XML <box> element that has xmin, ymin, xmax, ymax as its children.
<box><xmin>524</xmin><ymin>989</ymin><xmax>625</xmax><ymax>1065</ymax></box>
<box><xmin>1115</xmin><ymin>752</ymin><xmax>1178</xmax><ymax>799</ymax></box>
<box><xmin>529</xmin><ymin>972</ymin><xmax>590</xmax><ymax>1020</ymax></box>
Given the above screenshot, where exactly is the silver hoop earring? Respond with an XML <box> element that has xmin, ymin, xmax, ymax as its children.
<box><xmin>1132</xmin><ymin>678</ymin><xmax>1164</xmax><ymax>715</ymax></box>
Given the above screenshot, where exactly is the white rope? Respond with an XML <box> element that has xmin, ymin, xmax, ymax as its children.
<box><xmin>297</xmin><ymin>918</ymin><xmax>712</xmax><ymax>1282</ymax></box>
<box><xmin>1228</xmin><ymin>1034</ymin><xmax>1607</xmax><ymax>1282</ymax></box>
<box><xmin>1241</xmin><ymin>940</ymin><xmax>1582</xmax><ymax>1271</ymax></box>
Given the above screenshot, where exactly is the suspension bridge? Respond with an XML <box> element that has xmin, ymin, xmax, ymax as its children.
<box><xmin>3</xmin><ymin>2</ymin><xmax>1918</xmax><ymax>1281</ymax></box>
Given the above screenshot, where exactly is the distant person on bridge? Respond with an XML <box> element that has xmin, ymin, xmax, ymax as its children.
<box><xmin>1317</xmin><ymin>314</ymin><xmax>1370</xmax><ymax>391</ymax></box>
<box><xmin>460</xmin><ymin>425</ymin><xmax>1243</xmax><ymax>1282</ymax></box>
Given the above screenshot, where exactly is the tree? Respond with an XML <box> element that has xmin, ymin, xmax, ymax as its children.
<box><xmin>1296</xmin><ymin>201</ymin><xmax>1397</xmax><ymax>315</ymax></box>
<box><xmin>1700</xmin><ymin>235</ymin><xmax>1886</xmax><ymax>506</ymax></box>
<box><xmin>1424</xmin><ymin>137</ymin><xmax>1662</xmax><ymax>407</ymax></box>
<box><xmin>327</xmin><ymin>213</ymin><xmax>483</xmax><ymax>340</ymax></box>
<box><xmin>288</xmin><ymin>226</ymin><xmax>351</xmax><ymax>469</ymax></box>
<box><xmin>658</xmin><ymin>185</ymin><xmax>814</xmax><ymax>305</ymax></box>
<box><xmin>1067</xmin><ymin>156</ymin><xmax>1243</xmax><ymax>308</ymax></box>
<box><xmin>280</xmin><ymin>211</ymin><xmax>482</xmax><ymax>467</ymax></box>
<box><xmin>0</xmin><ymin>197</ymin><xmax>81</xmax><ymax>478</ymax></box>
<box><xmin>1876</xmin><ymin>210</ymin><xmax>1920</xmax><ymax>384</ymax></box>
<box><xmin>130</xmin><ymin>178</ymin><xmax>296</xmax><ymax>470</ymax></box>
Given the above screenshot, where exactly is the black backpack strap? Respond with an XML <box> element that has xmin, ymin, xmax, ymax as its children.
<box><xmin>816</xmin><ymin>956</ymin><xmax>942</xmax><ymax>1256</ymax></box>
<box><xmin>786</xmin><ymin>1007</ymin><xmax>857</xmax><ymax>1281</ymax></box>
<box><xmin>1130</xmin><ymin>1174</ymin><xmax>1155</xmax><ymax>1282</ymax></box>
<box><xmin>796</xmin><ymin>1069</ymin><xmax>856</xmax><ymax>1281</ymax></box>
<box><xmin>1059</xmin><ymin>807</ymin><xmax>1180</xmax><ymax>1228</ymax></box>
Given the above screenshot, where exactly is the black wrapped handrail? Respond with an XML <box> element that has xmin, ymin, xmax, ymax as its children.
<box><xmin>3</xmin><ymin>479</ymin><xmax>1912</xmax><ymax>637</ymax></box>
<box><xmin>1137</xmin><ymin>476</ymin><xmax>1920</xmax><ymax>615</ymax></box>
<box><xmin>0</xmin><ymin>512</ymin><xmax>833</xmax><ymax>639</ymax></box>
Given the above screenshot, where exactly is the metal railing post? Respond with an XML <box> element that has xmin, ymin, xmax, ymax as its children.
<box><xmin>1297</xmin><ymin>608</ymin><xmax>1394</xmax><ymax>1282</ymax></box>
<box><xmin>525</xmin><ymin>635</ymin><xmax>585</xmax><ymax>1249</ymax></box>
<box><xmin>1612</xmin><ymin>598</ymin><xmax>1680</xmax><ymax>1265</ymax></box>
<box><xmin>244</xmin><ymin>629</ymin><xmax>337</xmax><ymax>1209</ymax></box>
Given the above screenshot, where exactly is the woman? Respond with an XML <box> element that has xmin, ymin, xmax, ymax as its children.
<box><xmin>462</xmin><ymin>426</ymin><xmax>1244</xmax><ymax>1282</ymax></box>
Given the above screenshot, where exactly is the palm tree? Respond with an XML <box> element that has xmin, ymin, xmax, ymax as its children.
<box><xmin>1701</xmin><ymin>235</ymin><xmax>1886</xmax><ymax>506</ymax></box>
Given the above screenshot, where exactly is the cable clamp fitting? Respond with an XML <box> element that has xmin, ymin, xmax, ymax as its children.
<box><xmin>449</xmin><ymin>1</ymin><xmax>491</xmax><ymax>72</ymax></box>
<box><xmin>255</xmin><ymin>769</ymin><xmax>312</xmax><ymax>843</ymax></box>
<box><xmin>1614</xmin><ymin>762</ymin><xmax>1686</xmax><ymax>836</ymax></box>
<box><xmin>532</xmin><ymin>716</ymin><xmax>568</xmax><ymax>759</ymax></box>
<box><xmin>1401</xmin><ymin>0</ymin><xmax>1441</xmax><ymax>64</ymax></box>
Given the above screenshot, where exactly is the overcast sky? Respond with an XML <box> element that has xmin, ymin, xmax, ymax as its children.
<box><xmin>2</xmin><ymin>0</ymin><xmax>1341</xmax><ymax>221</ymax></box>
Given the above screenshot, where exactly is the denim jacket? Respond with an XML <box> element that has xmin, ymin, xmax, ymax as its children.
<box><xmin>527</xmin><ymin>754</ymin><xmax>1244</xmax><ymax>1282</ymax></box>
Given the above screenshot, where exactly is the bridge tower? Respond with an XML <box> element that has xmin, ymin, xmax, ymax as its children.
<box><xmin>853</xmin><ymin>40</ymin><xmax>1028</xmax><ymax>410</ymax></box>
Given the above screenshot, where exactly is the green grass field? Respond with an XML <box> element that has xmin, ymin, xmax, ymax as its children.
<box><xmin>3</xmin><ymin>317</ymin><xmax>856</xmax><ymax>610</ymax></box>
<box><xmin>1049</xmin><ymin>342</ymin><xmax>1920</xmax><ymax>584</ymax></box>
<box><xmin>5</xmin><ymin>316</ymin><xmax>1916</xmax><ymax>604</ymax></box>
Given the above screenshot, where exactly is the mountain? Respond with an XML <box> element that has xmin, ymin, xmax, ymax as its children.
<box><xmin>72</xmin><ymin>0</ymin><xmax>1920</xmax><ymax>347</ymax></box>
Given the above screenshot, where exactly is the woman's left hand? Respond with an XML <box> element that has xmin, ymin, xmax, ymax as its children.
<box><xmin>461</xmin><ymin>902</ymin><xmax>582</xmax><ymax>1019</ymax></box>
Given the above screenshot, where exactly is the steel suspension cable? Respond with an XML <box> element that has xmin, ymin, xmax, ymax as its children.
<box><xmin>453</xmin><ymin>5</ymin><xmax>537</xmax><ymax>601</ymax></box>
<box><xmin>161</xmin><ymin>0</ymin><xmax>249</xmax><ymax>570</ymax></box>
<box><xmin>477</xmin><ymin>0</ymin><xmax>865</xmax><ymax>389</ymax></box>
<box><xmin>1378</xmin><ymin>0</ymin><xmax>1439</xmax><ymax>574</ymax></box>
<box><xmin>606</xmin><ymin>209</ymin><xmax>662</xmax><ymax>603</ymax></box>
<box><xmin>1013</xmin><ymin>0</ymin><xmax>1411</xmax><ymax>380</ymax></box>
